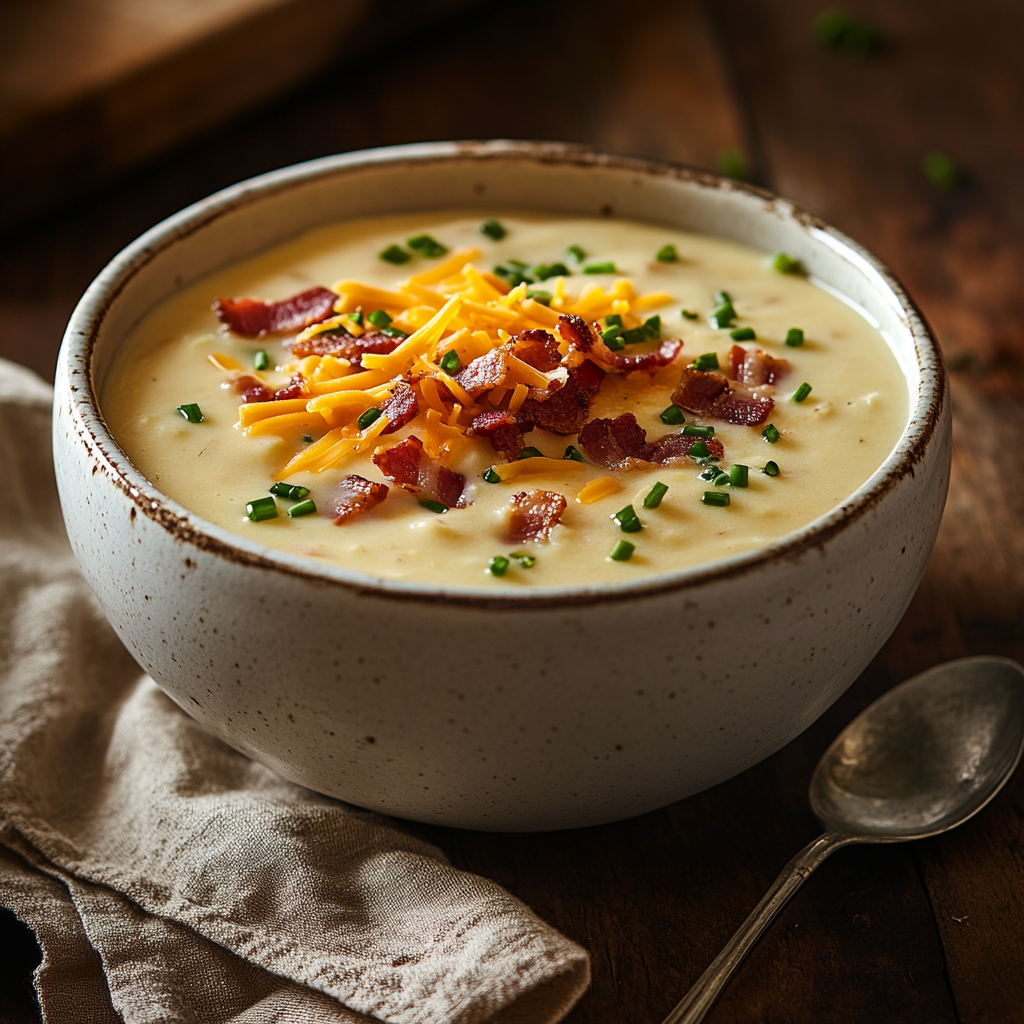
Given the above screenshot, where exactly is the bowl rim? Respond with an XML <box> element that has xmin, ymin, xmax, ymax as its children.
<box><xmin>59</xmin><ymin>139</ymin><xmax>947</xmax><ymax>610</ymax></box>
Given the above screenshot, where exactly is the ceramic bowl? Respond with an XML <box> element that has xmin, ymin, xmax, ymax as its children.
<box><xmin>53</xmin><ymin>141</ymin><xmax>950</xmax><ymax>831</ymax></box>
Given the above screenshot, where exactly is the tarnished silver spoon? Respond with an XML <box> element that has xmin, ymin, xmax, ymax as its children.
<box><xmin>661</xmin><ymin>656</ymin><xmax>1024</xmax><ymax>1024</ymax></box>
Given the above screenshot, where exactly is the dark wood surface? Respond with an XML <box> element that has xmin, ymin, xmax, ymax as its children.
<box><xmin>3</xmin><ymin>1</ymin><xmax>1023</xmax><ymax>1021</ymax></box>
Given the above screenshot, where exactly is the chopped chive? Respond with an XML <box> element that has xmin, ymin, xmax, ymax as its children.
<box><xmin>419</xmin><ymin>499</ymin><xmax>449</xmax><ymax>514</ymax></box>
<box><xmin>302</xmin><ymin>433</ymin><xmax>314</xmax><ymax>443</ymax></box>
<box><xmin>494</xmin><ymin>264</ymin><xmax>534</xmax><ymax>287</ymax></box>
<box><xmin>564</xmin><ymin>445</ymin><xmax>585</xmax><ymax>462</ymax></box>
<box><xmin>643</xmin><ymin>314</ymin><xmax>662</xmax><ymax>338</ymax></box>
<box><xmin>609</xmin><ymin>539</ymin><xmax>635</xmax><ymax>562</ymax></box>
<box><xmin>701</xmin><ymin>491</ymin><xmax>731</xmax><ymax>507</ymax></box>
<box><xmin>253</xmin><ymin>349</ymin><xmax>270</xmax><ymax>371</ymax></box>
<box><xmin>176</xmin><ymin>403</ymin><xmax>203</xmax><ymax>423</ymax></box>
<box><xmin>712</xmin><ymin>471</ymin><xmax>731</xmax><ymax>487</ymax></box>
<box><xmin>681</xmin><ymin>309</ymin><xmax>699</xmax><ymax>320</ymax></box>
<box><xmin>922</xmin><ymin>151</ymin><xmax>961</xmax><ymax>190</ymax></box>
<box><xmin>507</xmin><ymin>259</ymin><xmax>530</xmax><ymax>272</ymax></box>
<box><xmin>566</xmin><ymin>244</ymin><xmax>586</xmax><ymax>263</ymax></box>
<box><xmin>762</xmin><ymin>422</ymin><xmax>780</xmax><ymax>443</ymax></box>
<box><xmin>246</xmin><ymin>496</ymin><xmax>277</xmax><ymax>521</ymax></box>
<box><xmin>792</xmin><ymin>382</ymin><xmax>813</xmax><ymax>403</ymax></box>
<box><xmin>534</xmin><ymin>262</ymin><xmax>570</xmax><ymax>280</ymax></box>
<box><xmin>729</xmin><ymin>464</ymin><xmax>749</xmax><ymax>488</ymax></box>
<box><xmin>350</xmin><ymin>310</ymin><xmax>364</xmax><ymax>326</ymax></box>
<box><xmin>511</xmin><ymin>551</ymin><xmax>537</xmax><ymax>568</ymax></box>
<box><xmin>643</xmin><ymin>481</ymin><xmax>669</xmax><ymax>509</ymax></box>
<box><xmin>763</xmin><ymin>461</ymin><xmax>780</xmax><ymax>477</ymax></box>
<box><xmin>694</xmin><ymin>454</ymin><xmax>720</xmax><ymax>467</ymax></box>
<box><xmin>656</xmin><ymin>244</ymin><xmax>678</xmax><ymax>262</ymax></box>
<box><xmin>613</xmin><ymin>504</ymin><xmax>642</xmax><ymax>533</ymax></box>
<box><xmin>620</xmin><ymin>326</ymin><xmax>647</xmax><ymax>345</ymax></box>
<box><xmin>583</xmin><ymin>261</ymin><xmax>616</xmax><ymax>274</ymax></box>
<box><xmin>698</xmin><ymin>465</ymin><xmax>721</xmax><ymax>482</ymax></box>
<box><xmin>287</xmin><ymin>498</ymin><xmax>317</xmax><ymax>517</ymax></box>
<box><xmin>604</xmin><ymin>314</ymin><xmax>623</xmax><ymax>328</ymax></box>
<box><xmin>714</xmin><ymin>290</ymin><xmax>732</xmax><ymax>305</ymax></box>
<box><xmin>693</xmin><ymin>352</ymin><xmax>720</xmax><ymax>372</ymax></box>
<box><xmin>480</xmin><ymin>219</ymin><xmax>506</xmax><ymax>240</ymax></box>
<box><xmin>483</xmin><ymin>466</ymin><xmax>501</xmax><ymax>483</ymax></box>
<box><xmin>526</xmin><ymin>290</ymin><xmax>552</xmax><ymax>305</ymax></box>
<box><xmin>689</xmin><ymin>440</ymin><xmax>711</xmax><ymax>458</ymax></box>
<box><xmin>407</xmin><ymin>234</ymin><xmax>448</xmax><ymax>258</ymax></box>
<box><xmin>785</xmin><ymin>327</ymin><xmax>804</xmax><ymax>347</ymax></box>
<box><xmin>380</xmin><ymin>244</ymin><xmax>411</xmax><ymax>265</ymax></box>
<box><xmin>357</xmin><ymin>407</ymin><xmax>382</xmax><ymax>430</ymax></box>
<box><xmin>519</xmin><ymin>446</ymin><xmax>544</xmax><ymax>460</ymax></box>
<box><xmin>660</xmin><ymin>405</ymin><xmax>685</xmax><ymax>425</ymax></box>
<box><xmin>603</xmin><ymin>333</ymin><xmax>626</xmax><ymax>352</ymax></box>
<box><xmin>601</xmin><ymin>325</ymin><xmax>622</xmax><ymax>344</ymax></box>
<box><xmin>489</xmin><ymin>555</ymin><xmax>510</xmax><ymax>576</ymax></box>
<box><xmin>682</xmin><ymin>424</ymin><xmax>715</xmax><ymax>438</ymax></box>
<box><xmin>730</xmin><ymin>326</ymin><xmax>756</xmax><ymax>341</ymax></box>
<box><xmin>709</xmin><ymin>303</ymin><xmax>736</xmax><ymax>329</ymax></box>
<box><xmin>380</xmin><ymin>326</ymin><xmax>409</xmax><ymax>339</ymax></box>
<box><xmin>367</xmin><ymin>309</ymin><xmax>392</xmax><ymax>328</ymax></box>
<box><xmin>270</xmin><ymin>482</ymin><xmax>310</xmax><ymax>500</ymax></box>
<box><xmin>439</xmin><ymin>350</ymin><xmax>461</xmax><ymax>374</ymax></box>
<box><xmin>772</xmin><ymin>252</ymin><xmax>802</xmax><ymax>275</ymax></box>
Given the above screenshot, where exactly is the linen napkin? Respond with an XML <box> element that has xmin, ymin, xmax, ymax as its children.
<box><xmin>0</xmin><ymin>357</ymin><xmax>590</xmax><ymax>1024</ymax></box>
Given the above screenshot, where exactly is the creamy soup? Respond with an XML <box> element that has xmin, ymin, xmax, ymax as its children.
<box><xmin>102</xmin><ymin>213</ymin><xmax>908</xmax><ymax>588</ymax></box>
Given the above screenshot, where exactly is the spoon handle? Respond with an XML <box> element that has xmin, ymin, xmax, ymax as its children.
<box><xmin>659</xmin><ymin>831</ymin><xmax>852</xmax><ymax>1024</ymax></box>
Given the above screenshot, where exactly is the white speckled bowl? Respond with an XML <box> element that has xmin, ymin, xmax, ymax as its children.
<box><xmin>53</xmin><ymin>141</ymin><xmax>950</xmax><ymax>831</ymax></box>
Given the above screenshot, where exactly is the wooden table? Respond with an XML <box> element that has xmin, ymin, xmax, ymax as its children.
<box><xmin>3</xmin><ymin>0</ymin><xmax>1023</xmax><ymax>1019</ymax></box>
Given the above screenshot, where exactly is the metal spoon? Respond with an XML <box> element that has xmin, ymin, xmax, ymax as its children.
<box><xmin>661</xmin><ymin>656</ymin><xmax>1024</xmax><ymax>1024</ymax></box>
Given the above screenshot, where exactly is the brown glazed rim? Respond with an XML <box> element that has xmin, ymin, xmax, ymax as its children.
<box><xmin>63</xmin><ymin>140</ymin><xmax>947</xmax><ymax>610</ymax></box>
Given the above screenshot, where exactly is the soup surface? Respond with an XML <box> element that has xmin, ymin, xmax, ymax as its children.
<box><xmin>103</xmin><ymin>212</ymin><xmax>908</xmax><ymax>589</ymax></box>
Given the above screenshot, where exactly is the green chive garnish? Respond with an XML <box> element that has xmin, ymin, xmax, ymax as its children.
<box><xmin>564</xmin><ymin>445</ymin><xmax>585</xmax><ymax>462</ymax></box>
<box><xmin>772</xmin><ymin>252</ymin><xmax>802</xmax><ymax>274</ymax></box>
<box><xmin>380</xmin><ymin>326</ymin><xmax>409</xmax><ymax>339</ymax></box>
<box><xmin>583</xmin><ymin>261</ymin><xmax>616</xmax><ymax>274</ymax></box>
<box><xmin>656</xmin><ymin>244</ymin><xmax>678</xmax><ymax>263</ymax></box>
<box><xmin>709</xmin><ymin>303</ymin><xmax>736</xmax><ymax>329</ymax></box>
<box><xmin>701</xmin><ymin>491</ymin><xmax>731</xmax><ymax>507</ymax></box>
<box><xmin>408</xmin><ymin>234</ymin><xmax>448</xmax><ymax>258</ymax></box>
<box><xmin>533</xmin><ymin>262</ymin><xmax>570</xmax><ymax>281</ymax></box>
<box><xmin>253</xmin><ymin>349</ymin><xmax>270</xmax><ymax>371</ymax></box>
<box><xmin>519</xmin><ymin>446</ymin><xmax>544</xmax><ymax>460</ymax></box>
<box><xmin>601</xmin><ymin>325</ymin><xmax>622</xmax><ymax>344</ymax></box>
<box><xmin>643</xmin><ymin>482</ymin><xmax>668</xmax><ymax>509</ymax></box>
<box><xmin>270</xmin><ymin>482</ymin><xmax>310</xmax><ymax>500</ymax></box>
<box><xmin>613</xmin><ymin>504</ymin><xmax>642</xmax><ymax>533</ymax></box>
<box><xmin>494</xmin><ymin>264</ymin><xmax>533</xmax><ymax>287</ymax></box>
<box><xmin>176</xmin><ymin>403</ymin><xmax>203</xmax><ymax>423</ymax></box>
<box><xmin>439</xmin><ymin>350</ymin><xmax>461</xmax><ymax>374</ymax></box>
<box><xmin>712</xmin><ymin>471</ymin><xmax>731</xmax><ymax>487</ymax></box>
<box><xmin>246</xmin><ymin>496</ymin><xmax>277</xmax><ymax>521</ymax></box>
<box><xmin>792</xmin><ymin>382</ymin><xmax>812</xmax><ymax>403</ymax></box>
<box><xmin>682</xmin><ymin>424</ymin><xmax>715</xmax><ymax>438</ymax></box>
<box><xmin>483</xmin><ymin>466</ymin><xmax>501</xmax><ymax>483</ymax></box>
<box><xmin>350</xmin><ymin>311</ymin><xmax>364</xmax><ymax>326</ymax></box>
<box><xmin>480</xmin><ymin>219</ymin><xmax>506</xmax><ymax>240</ymax></box>
<box><xmin>922</xmin><ymin>151</ymin><xmax>961</xmax><ymax>190</ymax></box>
<box><xmin>380</xmin><ymin>244</ymin><xmax>411</xmax><ymax>265</ymax></box>
<box><xmin>620</xmin><ymin>326</ymin><xmax>647</xmax><ymax>345</ymax></box>
<box><xmin>714</xmin><ymin>290</ymin><xmax>732</xmax><ymax>305</ymax></box>
<box><xmin>419</xmin><ymin>499</ymin><xmax>449</xmax><ymax>514</ymax></box>
<box><xmin>511</xmin><ymin>551</ymin><xmax>536</xmax><ymax>568</ymax></box>
<box><xmin>603</xmin><ymin>333</ymin><xmax>626</xmax><ymax>352</ymax></box>
<box><xmin>785</xmin><ymin>327</ymin><xmax>804</xmax><ymax>347</ymax></box>
<box><xmin>357</xmin><ymin>407</ymin><xmax>382</xmax><ymax>430</ymax></box>
<box><xmin>302</xmin><ymin>433</ymin><xmax>314</xmax><ymax>443</ymax></box>
<box><xmin>660</xmin><ymin>405</ymin><xmax>685</xmax><ymax>425</ymax></box>
<box><xmin>689</xmin><ymin>440</ymin><xmax>710</xmax><ymax>458</ymax></box>
<box><xmin>526</xmin><ymin>290</ymin><xmax>552</xmax><ymax>305</ymax></box>
<box><xmin>762</xmin><ymin>423</ymin><xmax>780</xmax><ymax>443</ymax></box>
<box><xmin>763</xmin><ymin>461</ymin><xmax>780</xmax><ymax>477</ymax></box>
<box><xmin>730</xmin><ymin>327</ymin><xmax>756</xmax><ymax>341</ymax></box>
<box><xmin>609</xmin><ymin>539</ymin><xmax>635</xmax><ymax>562</ymax></box>
<box><xmin>698</xmin><ymin>465</ymin><xmax>721</xmax><ymax>482</ymax></box>
<box><xmin>489</xmin><ymin>555</ymin><xmax>510</xmax><ymax>576</ymax></box>
<box><xmin>605</xmin><ymin>314</ymin><xmax>623</xmax><ymax>328</ymax></box>
<box><xmin>730</xmin><ymin>464</ymin><xmax>749</xmax><ymax>488</ymax></box>
<box><xmin>566</xmin><ymin>244</ymin><xmax>585</xmax><ymax>263</ymax></box>
<box><xmin>681</xmin><ymin>309</ymin><xmax>698</xmax><ymax>320</ymax></box>
<box><xmin>367</xmin><ymin>309</ymin><xmax>392</xmax><ymax>328</ymax></box>
<box><xmin>693</xmin><ymin>353</ymin><xmax>720</xmax><ymax>372</ymax></box>
<box><xmin>643</xmin><ymin>315</ymin><xmax>661</xmax><ymax>338</ymax></box>
<box><xmin>287</xmin><ymin>498</ymin><xmax>317</xmax><ymax>517</ymax></box>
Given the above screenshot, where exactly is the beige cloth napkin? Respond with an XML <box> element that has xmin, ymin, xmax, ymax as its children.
<box><xmin>0</xmin><ymin>358</ymin><xmax>590</xmax><ymax>1024</ymax></box>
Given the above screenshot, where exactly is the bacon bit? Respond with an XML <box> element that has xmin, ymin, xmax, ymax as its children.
<box><xmin>673</xmin><ymin>367</ymin><xmax>774</xmax><ymax>426</ymax></box>
<box><xmin>508</xmin><ymin>489</ymin><xmax>567</xmax><ymax>543</ymax></box>
<box><xmin>557</xmin><ymin>313</ymin><xmax>682</xmax><ymax>375</ymax></box>
<box><xmin>274</xmin><ymin>373</ymin><xmax>306</xmax><ymax>401</ymax></box>
<box><xmin>513</xmin><ymin>329</ymin><xmax>561</xmax><ymax>371</ymax></box>
<box><xmin>516</xmin><ymin>360</ymin><xmax>605</xmax><ymax>435</ymax></box>
<box><xmin>372</xmin><ymin>435</ymin><xmax>469</xmax><ymax>507</ymax></box>
<box><xmin>330</xmin><ymin>475</ymin><xmax>389</xmax><ymax>524</ymax></box>
<box><xmin>213</xmin><ymin>286</ymin><xmax>337</xmax><ymax>337</ymax></box>
<box><xmin>291</xmin><ymin>330</ymin><xmax>401</xmax><ymax>367</ymax></box>
<box><xmin>467</xmin><ymin>410</ymin><xmax>526</xmax><ymax>460</ymax></box>
<box><xmin>578</xmin><ymin>413</ymin><xmax>724</xmax><ymax>469</ymax></box>
<box><xmin>453</xmin><ymin>346</ymin><xmax>511</xmax><ymax>396</ymax></box>
<box><xmin>728</xmin><ymin>345</ymin><xmax>789</xmax><ymax>386</ymax></box>
<box><xmin>233</xmin><ymin>374</ymin><xmax>273</xmax><ymax>404</ymax></box>
<box><xmin>380</xmin><ymin>383</ymin><xmax>419</xmax><ymax>435</ymax></box>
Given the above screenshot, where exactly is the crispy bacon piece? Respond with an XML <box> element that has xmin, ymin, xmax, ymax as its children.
<box><xmin>516</xmin><ymin>360</ymin><xmax>605</xmax><ymax>435</ymax></box>
<box><xmin>272</xmin><ymin>373</ymin><xmax>305</xmax><ymax>401</ymax></box>
<box><xmin>233</xmin><ymin>375</ymin><xmax>273</xmax><ymax>404</ymax></box>
<box><xmin>728</xmin><ymin>345</ymin><xmax>789</xmax><ymax>386</ymax></box>
<box><xmin>508</xmin><ymin>490</ymin><xmax>567</xmax><ymax>543</ymax></box>
<box><xmin>453</xmin><ymin>347</ymin><xmax>511</xmax><ymax>396</ymax></box>
<box><xmin>467</xmin><ymin>410</ymin><xmax>526</xmax><ymax>460</ymax></box>
<box><xmin>372</xmin><ymin>436</ymin><xmax>468</xmax><ymax>508</ymax></box>
<box><xmin>290</xmin><ymin>330</ymin><xmax>401</xmax><ymax>367</ymax></box>
<box><xmin>578</xmin><ymin>413</ymin><xmax>724</xmax><ymax>470</ymax></box>
<box><xmin>380</xmin><ymin>383</ymin><xmax>419</xmax><ymax>435</ymax></box>
<box><xmin>556</xmin><ymin>313</ymin><xmax>682</xmax><ymax>374</ymax></box>
<box><xmin>513</xmin><ymin>329</ymin><xmax>561</xmax><ymax>371</ymax></box>
<box><xmin>672</xmin><ymin>367</ymin><xmax>774</xmax><ymax>427</ymax></box>
<box><xmin>330</xmin><ymin>475</ymin><xmax>389</xmax><ymax>524</ymax></box>
<box><xmin>213</xmin><ymin>286</ymin><xmax>337</xmax><ymax>337</ymax></box>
